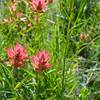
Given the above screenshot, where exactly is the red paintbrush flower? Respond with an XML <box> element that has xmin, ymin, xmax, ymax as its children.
<box><xmin>6</xmin><ymin>43</ymin><xmax>28</xmax><ymax>67</ymax></box>
<box><xmin>31</xmin><ymin>50</ymin><xmax>51</xmax><ymax>71</ymax></box>
<box><xmin>30</xmin><ymin>0</ymin><xmax>46</xmax><ymax>12</ymax></box>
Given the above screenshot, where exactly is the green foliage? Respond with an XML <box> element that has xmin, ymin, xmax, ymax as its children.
<box><xmin>0</xmin><ymin>0</ymin><xmax>100</xmax><ymax>99</ymax></box>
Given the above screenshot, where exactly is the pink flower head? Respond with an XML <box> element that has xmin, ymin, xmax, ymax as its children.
<box><xmin>30</xmin><ymin>0</ymin><xmax>46</xmax><ymax>12</ymax></box>
<box><xmin>31</xmin><ymin>51</ymin><xmax>51</xmax><ymax>71</ymax></box>
<box><xmin>6</xmin><ymin>43</ymin><xmax>28</xmax><ymax>67</ymax></box>
<box><xmin>16</xmin><ymin>12</ymin><xmax>23</xmax><ymax>18</ymax></box>
<box><xmin>9</xmin><ymin>3</ymin><xmax>16</xmax><ymax>13</ymax></box>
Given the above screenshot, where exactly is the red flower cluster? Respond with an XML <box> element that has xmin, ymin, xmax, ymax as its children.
<box><xmin>31</xmin><ymin>51</ymin><xmax>51</xmax><ymax>71</ymax></box>
<box><xmin>30</xmin><ymin>0</ymin><xmax>46</xmax><ymax>12</ymax></box>
<box><xmin>6</xmin><ymin>43</ymin><xmax>52</xmax><ymax>71</ymax></box>
<box><xmin>6</xmin><ymin>43</ymin><xmax>28</xmax><ymax>67</ymax></box>
<box><xmin>8</xmin><ymin>0</ymin><xmax>54</xmax><ymax>16</ymax></box>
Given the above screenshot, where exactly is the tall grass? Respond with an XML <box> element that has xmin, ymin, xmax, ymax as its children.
<box><xmin>0</xmin><ymin>0</ymin><xmax>100</xmax><ymax>99</ymax></box>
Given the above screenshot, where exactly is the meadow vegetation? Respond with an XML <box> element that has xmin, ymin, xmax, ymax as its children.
<box><xmin>0</xmin><ymin>0</ymin><xmax>100</xmax><ymax>99</ymax></box>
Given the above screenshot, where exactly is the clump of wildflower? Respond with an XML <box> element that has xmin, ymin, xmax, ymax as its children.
<box><xmin>30</xmin><ymin>0</ymin><xmax>46</xmax><ymax>12</ymax></box>
<box><xmin>31</xmin><ymin>50</ymin><xmax>51</xmax><ymax>72</ymax></box>
<box><xmin>6</xmin><ymin>43</ymin><xmax>28</xmax><ymax>67</ymax></box>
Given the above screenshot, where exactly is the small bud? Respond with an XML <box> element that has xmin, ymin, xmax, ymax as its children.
<box><xmin>80</xmin><ymin>32</ymin><xmax>87</xmax><ymax>41</ymax></box>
